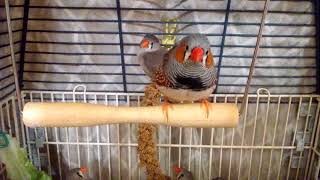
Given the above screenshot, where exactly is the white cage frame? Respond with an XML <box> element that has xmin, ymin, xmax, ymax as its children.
<box><xmin>1</xmin><ymin>88</ymin><xmax>320</xmax><ymax>180</ymax></box>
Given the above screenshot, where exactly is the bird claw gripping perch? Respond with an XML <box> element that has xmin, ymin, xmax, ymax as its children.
<box><xmin>161</xmin><ymin>18</ymin><xmax>178</xmax><ymax>49</ymax></box>
<box><xmin>200</xmin><ymin>99</ymin><xmax>211</xmax><ymax>119</ymax></box>
<box><xmin>162</xmin><ymin>98</ymin><xmax>173</xmax><ymax>122</ymax></box>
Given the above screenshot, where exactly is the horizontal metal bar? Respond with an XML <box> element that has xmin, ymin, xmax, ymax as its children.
<box><xmin>23</xmin><ymin>70</ymin><xmax>315</xmax><ymax>79</ymax></box>
<box><xmin>26</xmin><ymin>140</ymin><xmax>311</xmax><ymax>150</ymax></box>
<box><xmin>24</xmin><ymin>61</ymin><xmax>316</xmax><ymax>69</ymax></box>
<box><xmin>24</xmin><ymin>70</ymin><xmax>145</xmax><ymax>76</ymax></box>
<box><xmin>27</xmin><ymin>5</ymin><xmax>315</xmax><ymax>14</ymax></box>
<box><xmin>0</xmin><ymin>40</ymin><xmax>21</xmax><ymax>48</ymax></box>
<box><xmin>0</xmin><ymin>17</ymin><xmax>23</xmax><ymax>22</ymax></box>
<box><xmin>0</xmin><ymin>62</ymin><xmax>20</xmax><ymax>71</ymax></box>
<box><xmin>0</xmin><ymin>5</ymin><xmax>24</xmax><ymax>8</ymax></box>
<box><xmin>23</xmin><ymin>80</ymin><xmax>125</xmax><ymax>84</ymax></box>
<box><xmin>22</xmin><ymin>95</ymin><xmax>318</xmax><ymax>103</ymax></box>
<box><xmin>27</xmin><ymin>18</ymin><xmax>315</xmax><ymax>27</ymax></box>
<box><xmin>0</xmin><ymin>29</ymin><xmax>23</xmax><ymax>36</ymax></box>
<box><xmin>0</xmin><ymin>51</ymin><xmax>20</xmax><ymax>60</ymax></box>
<box><xmin>22</xmin><ymin>89</ymin><xmax>126</xmax><ymax>93</ymax></box>
<box><xmin>0</xmin><ymin>73</ymin><xmax>13</xmax><ymax>82</ymax></box>
<box><xmin>0</xmin><ymin>88</ymin><xmax>16</xmax><ymax>101</ymax></box>
<box><xmin>221</xmin><ymin>65</ymin><xmax>316</xmax><ymax>69</ymax></box>
<box><xmin>21</xmin><ymin>90</ymin><xmax>320</xmax><ymax>97</ymax></box>
<box><xmin>24</xmin><ymin>51</ymin><xmax>315</xmax><ymax>59</ymax></box>
<box><xmin>24</xmin><ymin>61</ymin><xmax>122</xmax><ymax>66</ymax></box>
<box><xmin>22</xmin><ymin>80</ymin><xmax>315</xmax><ymax>87</ymax></box>
<box><xmin>26</xmin><ymin>41</ymin><xmax>121</xmax><ymax>46</ymax></box>
<box><xmin>220</xmin><ymin>75</ymin><xmax>316</xmax><ymax>78</ymax></box>
<box><xmin>25</xmin><ymin>51</ymin><xmax>129</xmax><ymax>56</ymax></box>
<box><xmin>25</xmin><ymin>40</ymin><xmax>316</xmax><ymax>49</ymax></box>
<box><xmin>27</xmin><ymin>29</ymin><xmax>315</xmax><ymax>38</ymax></box>
<box><xmin>219</xmin><ymin>84</ymin><xmax>315</xmax><ymax>87</ymax></box>
<box><xmin>0</xmin><ymin>82</ymin><xmax>15</xmax><ymax>91</ymax></box>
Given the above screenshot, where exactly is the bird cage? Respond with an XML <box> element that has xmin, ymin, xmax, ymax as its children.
<box><xmin>0</xmin><ymin>0</ymin><xmax>320</xmax><ymax>179</ymax></box>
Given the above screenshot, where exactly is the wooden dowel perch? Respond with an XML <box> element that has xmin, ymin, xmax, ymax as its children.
<box><xmin>23</xmin><ymin>102</ymin><xmax>239</xmax><ymax>128</ymax></box>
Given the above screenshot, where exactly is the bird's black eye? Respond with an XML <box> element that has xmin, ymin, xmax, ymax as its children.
<box><xmin>206</xmin><ymin>51</ymin><xmax>208</xmax><ymax>55</ymax></box>
<box><xmin>181</xmin><ymin>174</ymin><xmax>184</xmax><ymax>177</ymax></box>
<box><xmin>185</xmin><ymin>45</ymin><xmax>189</xmax><ymax>51</ymax></box>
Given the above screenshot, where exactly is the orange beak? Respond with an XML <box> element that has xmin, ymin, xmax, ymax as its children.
<box><xmin>190</xmin><ymin>47</ymin><xmax>204</xmax><ymax>62</ymax></box>
<box><xmin>140</xmin><ymin>39</ymin><xmax>149</xmax><ymax>48</ymax></box>
<box><xmin>80</xmin><ymin>167</ymin><xmax>88</xmax><ymax>173</ymax></box>
<box><xmin>173</xmin><ymin>165</ymin><xmax>182</xmax><ymax>174</ymax></box>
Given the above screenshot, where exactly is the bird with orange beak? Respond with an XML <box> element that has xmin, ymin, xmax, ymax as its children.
<box><xmin>66</xmin><ymin>167</ymin><xmax>90</xmax><ymax>180</ymax></box>
<box><xmin>137</xmin><ymin>34</ymin><xmax>216</xmax><ymax>118</ymax></box>
<box><xmin>155</xmin><ymin>34</ymin><xmax>216</xmax><ymax>117</ymax></box>
<box><xmin>137</xmin><ymin>34</ymin><xmax>168</xmax><ymax>78</ymax></box>
<box><xmin>173</xmin><ymin>166</ymin><xmax>194</xmax><ymax>180</ymax></box>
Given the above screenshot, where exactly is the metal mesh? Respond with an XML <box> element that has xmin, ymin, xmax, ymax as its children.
<box><xmin>14</xmin><ymin>90</ymin><xmax>320</xmax><ymax>179</ymax></box>
<box><xmin>14</xmin><ymin>0</ymin><xmax>318</xmax><ymax>94</ymax></box>
<box><xmin>0</xmin><ymin>0</ymin><xmax>24</xmax><ymax>100</ymax></box>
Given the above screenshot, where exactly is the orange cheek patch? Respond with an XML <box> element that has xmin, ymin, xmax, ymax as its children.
<box><xmin>206</xmin><ymin>50</ymin><xmax>214</xmax><ymax>67</ymax></box>
<box><xmin>175</xmin><ymin>44</ymin><xmax>186</xmax><ymax>63</ymax></box>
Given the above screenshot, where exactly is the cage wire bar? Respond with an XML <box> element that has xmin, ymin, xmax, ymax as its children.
<box><xmin>0</xmin><ymin>0</ymin><xmax>320</xmax><ymax>179</ymax></box>
<box><xmin>18</xmin><ymin>91</ymin><xmax>320</xmax><ymax>179</ymax></box>
<box><xmin>10</xmin><ymin>0</ymin><xmax>317</xmax><ymax>94</ymax></box>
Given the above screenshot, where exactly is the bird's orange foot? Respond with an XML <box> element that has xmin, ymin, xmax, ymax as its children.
<box><xmin>162</xmin><ymin>99</ymin><xmax>172</xmax><ymax>122</ymax></box>
<box><xmin>200</xmin><ymin>99</ymin><xmax>211</xmax><ymax>118</ymax></box>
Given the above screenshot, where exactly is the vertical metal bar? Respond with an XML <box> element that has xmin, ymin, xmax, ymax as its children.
<box><xmin>0</xmin><ymin>104</ymin><xmax>4</xmax><ymax>131</ymax></box>
<box><xmin>277</xmin><ymin>97</ymin><xmax>292</xmax><ymax>180</ymax></box>
<box><xmin>228</xmin><ymin>96</ymin><xmax>238</xmax><ymax>180</ymax></box>
<box><xmin>30</xmin><ymin>93</ymin><xmax>41</xmax><ymax>170</ymax></box>
<box><xmin>52</xmin><ymin>93</ymin><xmax>62</xmax><ymax>180</ymax></box>
<box><xmin>257</xmin><ymin>94</ymin><xmax>271</xmax><ymax>180</ymax></box>
<box><xmin>238</xmin><ymin>95</ymin><xmax>249</xmax><ymax>180</ymax></box>
<box><xmin>137</xmin><ymin>95</ymin><xmax>141</xmax><ymax>180</ymax></box>
<box><xmin>18</xmin><ymin>0</ymin><xmax>30</xmax><ymax>88</ymax></box>
<box><xmin>22</xmin><ymin>93</ymin><xmax>32</xmax><ymax>159</ymax></box>
<box><xmin>178</xmin><ymin>127</ymin><xmax>182</xmax><ymax>167</ymax></box>
<box><xmin>168</xmin><ymin>126</ymin><xmax>172</xmax><ymax>176</ymax></box>
<box><xmin>306</xmin><ymin>98</ymin><xmax>320</xmax><ymax>179</ymax></box>
<box><xmin>105</xmin><ymin>95</ymin><xmax>112</xmax><ymax>180</ymax></box>
<box><xmin>72</xmin><ymin>94</ymin><xmax>81</xmax><ymax>167</ymax></box>
<box><xmin>240</xmin><ymin>0</ymin><xmax>270</xmax><ymax>114</ymax></box>
<box><xmin>4</xmin><ymin>0</ymin><xmax>23</xmax><ymax>114</ymax></box>
<box><xmin>209</xmin><ymin>96</ymin><xmax>217</xmax><ymax>178</ymax></box>
<box><xmin>188</xmin><ymin>127</ymin><xmax>193</xmax><ymax>170</ymax></box>
<box><xmin>267</xmin><ymin>96</ymin><xmax>281</xmax><ymax>180</ymax></box>
<box><xmin>314</xmin><ymin>0</ymin><xmax>320</xmax><ymax>93</ymax></box>
<box><xmin>248</xmin><ymin>95</ymin><xmax>260</xmax><ymax>179</ymax></box>
<box><xmin>295</xmin><ymin>97</ymin><xmax>313</xmax><ymax>179</ymax></box>
<box><xmin>5</xmin><ymin>102</ymin><xmax>12</xmax><ymax>136</ymax></box>
<box><xmin>219</xmin><ymin>96</ymin><xmax>227</xmax><ymax>177</ymax></box>
<box><xmin>116</xmin><ymin>95</ymin><xmax>121</xmax><ymax>180</ymax></box>
<box><xmin>198</xmin><ymin>128</ymin><xmax>203</xmax><ymax>179</ymax></box>
<box><xmin>94</xmin><ymin>95</ymin><xmax>102</xmax><ymax>180</ymax></box>
<box><xmin>127</xmin><ymin>95</ymin><xmax>131</xmax><ymax>180</ymax></box>
<box><xmin>208</xmin><ymin>127</ymin><xmax>215</xmax><ymax>179</ymax></box>
<box><xmin>41</xmin><ymin>93</ymin><xmax>52</xmax><ymax>176</ymax></box>
<box><xmin>214</xmin><ymin>0</ymin><xmax>231</xmax><ymax>93</ymax></box>
<box><xmin>18</xmin><ymin>96</ymin><xmax>26</xmax><ymax>148</ymax></box>
<box><xmin>62</xmin><ymin>93</ymin><xmax>71</xmax><ymax>168</ymax></box>
<box><xmin>11</xmin><ymin>97</ymin><xmax>20</xmax><ymax>143</ymax></box>
<box><xmin>115</xmin><ymin>0</ymin><xmax>127</xmax><ymax>92</ymax></box>
<box><xmin>286</xmin><ymin>97</ymin><xmax>303</xmax><ymax>180</ymax></box>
